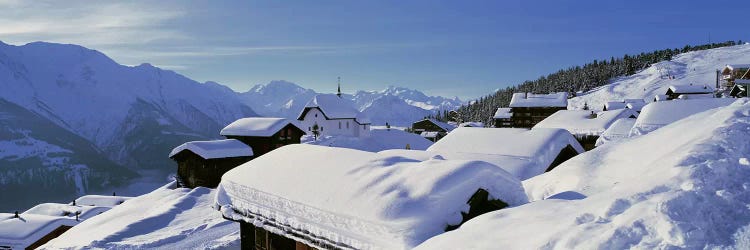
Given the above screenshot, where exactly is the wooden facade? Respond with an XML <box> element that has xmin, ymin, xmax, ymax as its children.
<box><xmin>572</xmin><ymin>135</ymin><xmax>599</xmax><ymax>151</ymax></box>
<box><xmin>411</xmin><ymin>119</ymin><xmax>452</xmax><ymax>141</ymax></box>
<box><xmin>171</xmin><ymin>151</ymin><xmax>252</xmax><ymax>188</ymax></box>
<box><xmin>232</xmin><ymin>188</ymin><xmax>508</xmax><ymax>250</ymax></box>
<box><xmin>510</xmin><ymin>107</ymin><xmax>566</xmax><ymax>128</ymax></box>
<box><xmin>225</xmin><ymin>124</ymin><xmax>305</xmax><ymax>157</ymax></box>
<box><xmin>26</xmin><ymin>225</ymin><xmax>73</xmax><ymax>250</ymax></box>
<box><xmin>494</xmin><ymin>117</ymin><xmax>512</xmax><ymax>128</ymax></box>
<box><xmin>545</xmin><ymin>145</ymin><xmax>580</xmax><ymax>172</ymax></box>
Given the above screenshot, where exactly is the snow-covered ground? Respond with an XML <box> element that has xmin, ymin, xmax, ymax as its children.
<box><xmin>416</xmin><ymin>99</ymin><xmax>750</xmax><ymax>249</ymax></box>
<box><xmin>303</xmin><ymin>128</ymin><xmax>433</xmax><ymax>152</ymax></box>
<box><xmin>43</xmin><ymin>182</ymin><xmax>239</xmax><ymax>249</ymax></box>
<box><xmin>569</xmin><ymin>43</ymin><xmax>750</xmax><ymax>110</ymax></box>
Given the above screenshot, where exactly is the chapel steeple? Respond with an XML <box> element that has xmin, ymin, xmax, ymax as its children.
<box><xmin>337</xmin><ymin>76</ymin><xmax>342</xmax><ymax>98</ymax></box>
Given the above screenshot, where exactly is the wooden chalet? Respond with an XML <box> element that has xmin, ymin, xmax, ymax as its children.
<box><xmin>169</xmin><ymin>139</ymin><xmax>254</xmax><ymax>188</ymax></box>
<box><xmin>730</xmin><ymin>79</ymin><xmax>750</xmax><ymax>98</ymax></box>
<box><xmin>493</xmin><ymin>108</ymin><xmax>512</xmax><ymax>128</ymax></box>
<box><xmin>721</xmin><ymin>64</ymin><xmax>750</xmax><ymax>89</ymax></box>
<box><xmin>411</xmin><ymin>118</ymin><xmax>456</xmax><ymax>141</ymax></box>
<box><xmin>665</xmin><ymin>85</ymin><xmax>712</xmax><ymax>100</ymax></box>
<box><xmin>220</xmin><ymin>117</ymin><xmax>305</xmax><ymax>156</ymax></box>
<box><xmin>509</xmin><ymin>92</ymin><xmax>568</xmax><ymax>128</ymax></box>
<box><xmin>534</xmin><ymin>109</ymin><xmax>638</xmax><ymax>151</ymax></box>
<box><xmin>216</xmin><ymin>144</ymin><xmax>528</xmax><ymax>250</ymax></box>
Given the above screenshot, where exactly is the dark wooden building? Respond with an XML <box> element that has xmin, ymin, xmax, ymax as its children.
<box><xmin>411</xmin><ymin>118</ymin><xmax>456</xmax><ymax>141</ymax></box>
<box><xmin>721</xmin><ymin>64</ymin><xmax>750</xmax><ymax>90</ymax></box>
<box><xmin>169</xmin><ymin>139</ymin><xmax>254</xmax><ymax>188</ymax></box>
<box><xmin>0</xmin><ymin>213</ymin><xmax>78</xmax><ymax>250</ymax></box>
<box><xmin>509</xmin><ymin>92</ymin><xmax>569</xmax><ymax>128</ymax></box>
<box><xmin>665</xmin><ymin>85</ymin><xmax>712</xmax><ymax>100</ymax></box>
<box><xmin>220</xmin><ymin>117</ymin><xmax>306</xmax><ymax>156</ymax></box>
<box><xmin>493</xmin><ymin>108</ymin><xmax>512</xmax><ymax>128</ymax></box>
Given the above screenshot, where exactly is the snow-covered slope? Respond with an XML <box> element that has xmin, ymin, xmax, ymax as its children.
<box><xmin>416</xmin><ymin>99</ymin><xmax>750</xmax><ymax>249</ymax></box>
<box><xmin>569</xmin><ymin>44</ymin><xmax>750</xmax><ymax>110</ymax></box>
<box><xmin>240</xmin><ymin>81</ymin><xmax>463</xmax><ymax>126</ymax></box>
<box><xmin>42</xmin><ymin>182</ymin><xmax>239</xmax><ymax>249</ymax></box>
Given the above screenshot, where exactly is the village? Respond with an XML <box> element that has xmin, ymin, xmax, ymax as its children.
<box><xmin>1</xmin><ymin>61</ymin><xmax>748</xmax><ymax>249</ymax></box>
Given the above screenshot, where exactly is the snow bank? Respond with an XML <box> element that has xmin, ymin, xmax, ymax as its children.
<box><xmin>168</xmin><ymin>139</ymin><xmax>253</xmax><ymax>159</ymax></box>
<box><xmin>630</xmin><ymin>98</ymin><xmax>734</xmax><ymax>136</ymax></box>
<box><xmin>427</xmin><ymin>127</ymin><xmax>584</xmax><ymax>180</ymax></box>
<box><xmin>417</xmin><ymin>99</ymin><xmax>750</xmax><ymax>249</ymax></box>
<box><xmin>43</xmin><ymin>182</ymin><xmax>239</xmax><ymax>249</ymax></box>
<box><xmin>533</xmin><ymin>109</ymin><xmax>637</xmax><ymax>137</ymax></box>
<box><xmin>594</xmin><ymin>118</ymin><xmax>636</xmax><ymax>146</ymax></box>
<box><xmin>220</xmin><ymin>117</ymin><xmax>300</xmax><ymax>137</ymax></box>
<box><xmin>304</xmin><ymin>128</ymin><xmax>433</xmax><ymax>152</ymax></box>
<box><xmin>0</xmin><ymin>213</ymin><xmax>78</xmax><ymax>249</ymax></box>
<box><xmin>509</xmin><ymin>92</ymin><xmax>568</xmax><ymax>108</ymax></box>
<box><xmin>216</xmin><ymin>144</ymin><xmax>527</xmax><ymax>249</ymax></box>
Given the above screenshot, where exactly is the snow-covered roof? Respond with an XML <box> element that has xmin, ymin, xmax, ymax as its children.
<box><xmin>23</xmin><ymin>203</ymin><xmax>111</xmax><ymax>221</ymax></box>
<box><xmin>169</xmin><ymin>139</ymin><xmax>253</xmax><ymax>159</ymax></box>
<box><xmin>726</xmin><ymin>64</ymin><xmax>750</xmax><ymax>70</ymax></box>
<box><xmin>630</xmin><ymin>98</ymin><xmax>735</xmax><ymax>136</ymax></box>
<box><xmin>735</xmin><ymin>79</ymin><xmax>750</xmax><ymax>84</ymax></box>
<box><xmin>667</xmin><ymin>85</ymin><xmax>712</xmax><ymax>94</ymax></box>
<box><xmin>297</xmin><ymin>94</ymin><xmax>370</xmax><ymax>124</ymax></box>
<box><xmin>509</xmin><ymin>92</ymin><xmax>568</xmax><ymax>108</ymax></box>
<box><xmin>533</xmin><ymin>109</ymin><xmax>638</xmax><ymax>136</ymax></box>
<box><xmin>220</xmin><ymin>117</ymin><xmax>302</xmax><ymax>137</ymax></box>
<box><xmin>603</xmin><ymin>101</ymin><xmax>626</xmax><ymax>110</ymax></box>
<box><xmin>304</xmin><ymin>128</ymin><xmax>433</xmax><ymax>152</ymax></box>
<box><xmin>594</xmin><ymin>118</ymin><xmax>637</xmax><ymax>147</ymax></box>
<box><xmin>216</xmin><ymin>144</ymin><xmax>528</xmax><ymax>249</ymax></box>
<box><xmin>420</xmin><ymin>131</ymin><xmax>439</xmax><ymax>138</ymax></box>
<box><xmin>0</xmin><ymin>213</ymin><xmax>78</xmax><ymax>249</ymax></box>
<box><xmin>426</xmin><ymin>127</ymin><xmax>584</xmax><ymax>180</ymax></box>
<box><xmin>459</xmin><ymin>122</ymin><xmax>484</xmax><ymax>127</ymax></box>
<box><xmin>653</xmin><ymin>94</ymin><xmax>668</xmax><ymax>102</ymax></box>
<box><xmin>677</xmin><ymin>93</ymin><xmax>715</xmax><ymax>100</ymax></box>
<box><xmin>73</xmin><ymin>195</ymin><xmax>132</xmax><ymax>207</ymax></box>
<box><xmin>625</xmin><ymin>102</ymin><xmax>646</xmax><ymax>112</ymax></box>
<box><xmin>415</xmin><ymin>118</ymin><xmax>456</xmax><ymax>132</ymax></box>
<box><xmin>621</xmin><ymin>98</ymin><xmax>645</xmax><ymax>104</ymax></box>
<box><xmin>493</xmin><ymin>108</ymin><xmax>512</xmax><ymax>119</ymax></box>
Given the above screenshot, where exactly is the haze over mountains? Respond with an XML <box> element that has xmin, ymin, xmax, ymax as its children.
<box><xmin>0</xmin><ymin>41</ymin><xmax>462</xmax><ymax>211</ymax></box>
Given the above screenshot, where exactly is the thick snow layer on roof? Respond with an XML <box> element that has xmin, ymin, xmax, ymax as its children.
<box><xmin>216</xmin><ymin>144</ymin><xmax>528</xmax><ymax>249</ymax></box>
<box><xmin>168</xmin><ymin>139</ymin><xmax>253</xmax><ymax>159</ymax></box>
<box><xmin>417</xmin><ymin>99</ymin><xmax>750</xmax><ymax>249</ymax></box>
<box><xmin>630</xmin><ymin>98</ymin><xmax>734</xmax><ymax>136</ymax></box>
<box><xmin>73</xmin><ymin>195</ymin><xmax>132</xmax><ymax>207</ymax></box>
<box><xmin>301</xmin><ymin>94</ymin><xmax>360</xmax><ymax>119</ymax></box>
<box><xmin>654</xmin><ymin>94</ymin><xmax>668</xmax><ymax>101</ymax></box>
<box><xmin>533</xmin><ymin>109</ymin><xmax>637</xmax><ymax>136</ymax></box>
<box><xmin>43</xmin><ymin>182</ymin><xmax>240</xmax><ymax>249</ymax></box>
<box><xmin>622</xmin><ymin>98</ymin><xmax>645</xmax><ymax>103</ymax></box>
<box><xmin>677</xmin><ymin>93</ymin><xmax>715</xmax><ymax>99</ymax></box>
<box><xmin>417</xmin><ymin>118</ymin><xmax>456</xmax><ymax>132</ymax></box>
<box><xmin>220</xmin><ymin>117</ymin><xmax>299</xmax><ymax>137</ymax></box>
<box><xmin>427</xmin><ymin>127</ymin><xmax>584</xmax><ymax>180</ymax></box>
<box><xmin>23</xmin><ymin>203</ymin><xmax>110</xmax><ymax>221</ymax></box>
<box><xmin>420</xmin><ymin>131</ymin><xmax>438</xmax><ymax>138</ymax></box>
<box><xmin>603</xmin><ymin>101</ymin><xmax>626</xmax><ymax>110</ymax></box>
<box><xmin>459</xmin><ymin>121</ymin><xmax>484</xmax><ymax>127</ymax></box>
<box><xmin>726</xmin><ymin>64</ymin><xmax>750</xmax><ymax>70</ymax></box>
<box><xmin>594</xmin><ymin>118</ymin><xmax>636</xmax><ymax>146</ymax></box>
<box><xmin>0</xmin><ymin>213</ymin><xmax>78</xmax><ymax>249</ymax></box>
<box><xmin>305</xmin><ymin>128</ymin><xmax>433</xmax><ymax>152</ymax></box>
<box><xmin>493</xmin><ymin>107</ymin><xmax>511</xmax><ymax>119</ymax></box>
<box><xmin>625</xmin><ymin>101</ymin><xmax>646</xmax><ymax>112</ymax></box>
<box><xmin>668</xmin><ymin>84</ymin><xmax>713</xmax><ymax>94</ymax></box>
<box><xmin>509</xmin><ymin>92</ymin><xmax>568</xmax><ymax>108</ymax></box>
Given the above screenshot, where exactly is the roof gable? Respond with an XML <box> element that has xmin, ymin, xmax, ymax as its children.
<box><xmin>220</xmin><ymin>117</ymin><xmax>302</xmax><ymax>137</ymax></box>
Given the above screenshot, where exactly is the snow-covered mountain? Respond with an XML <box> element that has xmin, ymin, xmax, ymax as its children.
<box><xmin>0</xmin><ymin>41</ymin><xmax>257</xmax><ymax>211</ymax></box>
<box><xmin>240</xmin><ymin>81</ymin><xmax>463</xmax><ymax>126</ymax></box>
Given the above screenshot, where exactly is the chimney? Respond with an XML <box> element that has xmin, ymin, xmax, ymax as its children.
<box><xmin>14</xmin><ymin>211</ymin><xmax>18</xmax><ymax>218</ymax></box>
<box><xmin>589</xmin><ymin>111</ymin><xmax>597</xmax><ymax>119</ymax></box>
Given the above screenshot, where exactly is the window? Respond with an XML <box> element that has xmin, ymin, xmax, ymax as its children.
<box><xmin>308</xmin><ymin>127</ymin><xmax>311</xmax><ymax>131</ymax></box>
<box><xmin>339</xmin><ymin>121</ymin><xmax>341</xmax><ymax>129</ymax></box>
<box><xmin>347</xmin><ymin>122</ymin><xmax>349</xmax><ymax>129</ymax></box>
<box><xmin>315</xmin><ymin>114</ymin><xmax>318</xmax><ymax>118</ymax></box>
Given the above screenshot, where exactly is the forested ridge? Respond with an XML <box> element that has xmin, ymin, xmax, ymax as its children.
<box><xmin>437</xmin><ymin>40</ymin><xmax>742</xmax><ymax>125</ymax></box>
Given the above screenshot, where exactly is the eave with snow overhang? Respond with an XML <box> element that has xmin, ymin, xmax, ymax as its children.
<box><xmin>426</xmin><ymin>127</ymin><xmax>584</xmax><ymax>180</ymax></box>
<box><xmin>0</xmin><ymin>213</ymin><xmax>78</xmax><ymax>250</ymax></box>
<box><xmin>508</xmin><ymin>92</ymin><xmax>569</xmax><ymax>128</ymax></box>
<box><xmin>533</xmin><ymin>109</ymin><xmax>638</xmax><ymax>150</ymax></box>
<box><xmin>215</xmin><ymin>144</ymin><xmax>528</xmax><ymax>250</ymax></box>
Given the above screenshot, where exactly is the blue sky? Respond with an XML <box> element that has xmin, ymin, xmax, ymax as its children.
<box><xmin>1</xmin><ymin>0</ymin><xmax>747</xmax><ymax>99</ymax></box>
